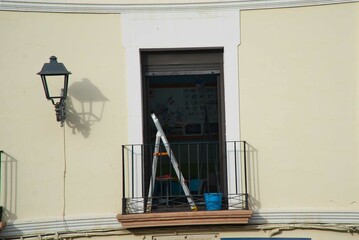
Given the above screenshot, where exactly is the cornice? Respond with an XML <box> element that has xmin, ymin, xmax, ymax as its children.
<box><xmin>0</xmin><ymin>214</ymin><xmax>121</xmax><ymax>238</ymax></box>
<box><xmin>0</xmin><ymin>0</ymin><xmax>358</xmax><ymax>13</ymax></box>
<box><xmin>1</xmin><ymin>211</ymin><xmax>359</xmax><ymax>238</ymax></box>
<box><xmin>250</xmin><ymin>211</ymin><xmax>359</xmax><ymax>224</ymax></box>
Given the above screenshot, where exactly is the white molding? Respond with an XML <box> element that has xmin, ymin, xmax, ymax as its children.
<box><xmin>250</xmin><ymin>211</ymin><xmax>359</xmax><ymax>224</ymax></box>
<box><xmin>1</xmin><ymin>211</ymin><xmax>359</xmax><ymax>238</ymax></box>
<box><xmin>0</xmin><ymin>0</ymin><xmax>358</xmax><ymax>13</ymax></box>
<box><xmin>0</xmin><ymin>214</ymin><xmax>121</xmax><ymax>238</ymax></box>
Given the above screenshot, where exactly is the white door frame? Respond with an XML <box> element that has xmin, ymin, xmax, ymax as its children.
<box><xmin>121</xmin><ymin>9</ymin><xmax>241</xmax><ymax>206</ymax></box>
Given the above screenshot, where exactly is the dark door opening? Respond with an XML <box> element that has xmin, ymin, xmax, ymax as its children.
<box><xmin>146</xmin><ymin>74</ymin><xmax>219</xmax><ymax>142</ymax></box>
<box><xmin>141</xmin><ymin>49</ymin><xmax>225</xmax><ymax>210</ymax></box>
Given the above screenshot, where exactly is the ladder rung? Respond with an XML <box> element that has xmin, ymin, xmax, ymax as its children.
<box><xmin>153</xmin><ymin>152</ymin><xmax>168</xmax><ymax>156</ymax></box>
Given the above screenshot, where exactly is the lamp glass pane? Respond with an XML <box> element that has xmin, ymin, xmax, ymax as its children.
<box><xmin>45</xmin><ymin>75</ymin><xmax>67</xmax><ymax>99</ymax></box>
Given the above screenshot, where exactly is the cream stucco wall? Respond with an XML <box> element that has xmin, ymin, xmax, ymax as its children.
<box><xmin>0</xmin><ymin>11</ymin><xmax>126</xmax><ymax>220</ymax></box>
<box><xmin>0</xmin><ymin>1</ymin><xmax>359</xmax><ymax>239</ymax></box>
<box><xmin>239</xmin><ymin>3</ymin><xmax>359</xmax><ymax>211</ymax></box>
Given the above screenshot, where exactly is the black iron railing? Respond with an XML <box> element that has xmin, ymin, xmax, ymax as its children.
<box><xmin>122</xmin><ymin>141</ymin><xmax>250</xmax><ymax>214</ymax></box>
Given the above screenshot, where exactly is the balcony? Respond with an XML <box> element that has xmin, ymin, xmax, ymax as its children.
<box><xmin>117</xmin><ymin>141</ymin><xmax>252</xmax><ymax>228</ymax></box>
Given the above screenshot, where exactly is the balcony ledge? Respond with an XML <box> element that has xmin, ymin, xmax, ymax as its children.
<box><xmin>117</xmin><ymin>210</ymin><xmax>252</xmax><ymax>229</ymax></box>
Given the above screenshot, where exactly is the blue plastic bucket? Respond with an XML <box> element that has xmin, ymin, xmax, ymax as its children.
<box><xmin>204</xmin><ymin>193</ymin><xmax>222</xmax><ymax>211</ymax></box>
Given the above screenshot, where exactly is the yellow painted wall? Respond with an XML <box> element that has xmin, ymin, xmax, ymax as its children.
<box><xmin>239</xmin><ymin>3</ymin><xmax>359</xmax><ymax>210</ymax></box>
<box><xmin>0</xmin><ymin>2</ymin><xmax>358</xmax><ymax>238</ymax></box>
<box><xmin>0</xmin><ymin>11</ymin><xmax>126</xmax><ymax>220</ymax></box>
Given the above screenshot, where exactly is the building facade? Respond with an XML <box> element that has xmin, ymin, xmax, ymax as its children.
<box><xmin>0</xmin><ymin>0</ymin><xmax>358</xmax><ymax>239</ymax></box>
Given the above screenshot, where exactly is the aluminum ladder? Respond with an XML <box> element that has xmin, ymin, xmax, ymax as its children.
<box><xmin>146</xmin><ymin>113</ymin><xmax>197</xmax><ymax>212</ymax></box>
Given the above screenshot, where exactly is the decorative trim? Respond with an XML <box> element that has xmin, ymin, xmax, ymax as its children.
<box><xmin>0</xmin><ymin>0</ymin><xmax>357</xmax><ymax>13</ymax></box>
<box><xmin>1</xmin><ymin>211</ymin><xmax>359</xmax><ymax>237</ymax></box>
<box><xmin>0</xmin><ymin>214</ymin><xmax>121</xmax><ymax>238</ymax></box>
<box><xmin>250</xmin><ymin>211</ymin><xmax>359</xmax><ymax>224</ymax></box>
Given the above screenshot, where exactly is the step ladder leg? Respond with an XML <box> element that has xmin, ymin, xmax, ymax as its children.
<box><xmin>146</xmin><ymin>132</ymin><xmax>161</xmax><ymax>212</ymax></box>
<box><xmin>163</xmin><ymin>144</ymin><xmax>197</xmax><ymax>211</ymax></box>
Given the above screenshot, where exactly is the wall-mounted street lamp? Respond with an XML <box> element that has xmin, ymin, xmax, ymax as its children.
<box><xmin>38</xmin><ymin>56</ymin><xmax>71</xmax><ymax>127</ymax></box>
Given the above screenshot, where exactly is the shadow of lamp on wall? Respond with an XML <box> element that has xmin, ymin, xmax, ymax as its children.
<box><xmin>68</xmin><ymin>78</ymin><xmax>108</xmax><ymax>123</ymax></box>
<box><xmin>37</xmin><ymin>56</ymin><xmax>71</xmax><ymax>127</ymax></box>
<box><xmin>65</xmin><ymin>79</ymin><xmax>108</xmax><ymax>137</ymax></box>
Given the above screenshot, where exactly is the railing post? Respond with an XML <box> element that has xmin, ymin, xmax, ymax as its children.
<box><xmin>141</xmin><ymin>144</ymin><xmax>145</xmax><ymax>203</ymax></box>
<box><xmin>243</xmin><ymin>141</ymin><xmax>249</xmax><ymax>210</ymax></box>
<box><xmin>234</xmin><ymin>141</ymin><xmax>238</xmax><ymax>194</ymax></box>
<box><xmin>122</xmin><ymin>146</ymin><xmax>126</xmax><ymax>215</ymax></box>
<box><xmin>131</xmin><ymin>145</ymin><xmax>134</xmax><ymax>199</ymax></box>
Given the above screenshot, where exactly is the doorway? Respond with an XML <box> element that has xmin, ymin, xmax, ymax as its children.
<box><xmin>141</xmin><ymin>49</ymin><xmax>226</xmax><ymax>208</ymax></box>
